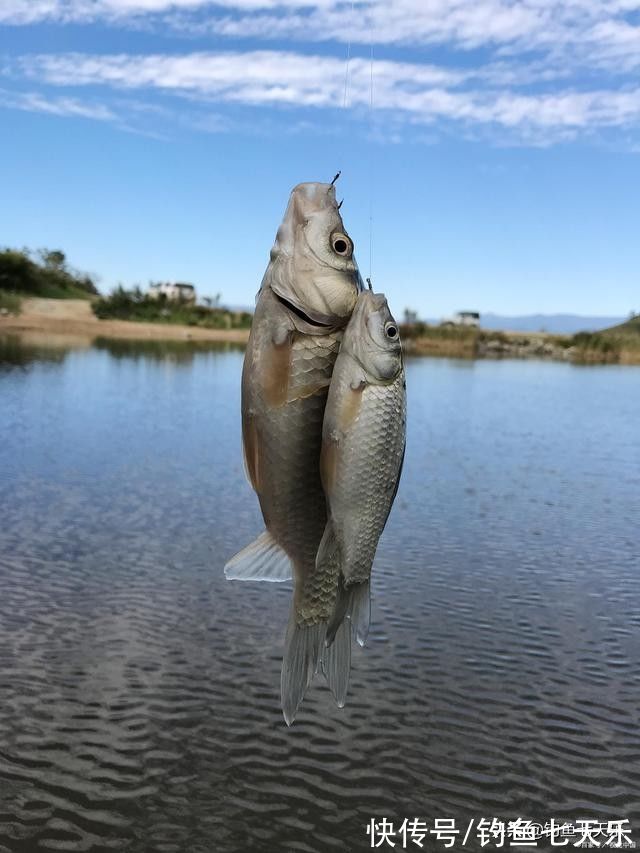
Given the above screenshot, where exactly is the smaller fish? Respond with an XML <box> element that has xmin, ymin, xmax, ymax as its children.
<box><xmin>316</xmin><ymin>290</ymin><xmax>406</xmax><ymax>704</ymax></box>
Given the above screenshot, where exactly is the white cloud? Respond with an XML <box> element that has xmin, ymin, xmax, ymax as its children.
<box><xmin>2</xmin><ymin>0</ymin><xmax>640</xmax><ymax>80</ymax></box>
<box><xmin>17</xmin><ymin>51</ymin><xmax>464</xmax><ymax>104</ymax></box>
<box><xmin>13</xmin><ymin>50</ymin><xmax>640</xmax><ymax>141</ymax></box>
<box><xmin>0</xmin><ymin>86</ymin><xmax>118</xmax><ymax>121</ymax></box>
<box><xmin>0</xmin><ymin>1</ymin><xmax>62</xmax><ymax>25</ymax></box>
<box><xmin>3</xmin><ymin>0</ymin><xmax>640</xmax><ymax>146</ymax></box>
<box><xmin>3</xmin><ymin>0</ymin><xmax>640</xmax><ymax>82</ymax></box>
<box><xmin>0</xmin><ymin>0</ymin><xmax>329</xmax><ymax>22</ymax></box>
<box><xmin>193</xmin><ymin>1</ymin><xmax>547</xmax><ymax>49</ymax></box>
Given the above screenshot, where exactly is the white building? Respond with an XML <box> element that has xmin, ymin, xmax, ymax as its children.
<box><xmin>442</xmin><ymin>311</ymin><xmax>480</xmax><ymax>328</ymax></box>
<box><xmin>455</xmin><ymin>311</ymin><xmax>480</xmax><ymax>327</ymax></box>
<box><xmin>149</xmin><ymin>282</ymin><xmax>196</xmax><ymax>303</ymax></box>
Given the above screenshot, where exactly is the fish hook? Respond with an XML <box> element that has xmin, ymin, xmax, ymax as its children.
<box><xmin>330</xmin><ymin>171</ymin><xmax>341</xmax><ymax>186</ymax></box>
<box><xmin>337</xmin><ymin>199</ymin><xmax>344</xmax><ymax>210</ymax></box>
<box><xmin>366</xmin><ymin>277</ymin><xmax>373</xmax><ymax>291</ymax></box>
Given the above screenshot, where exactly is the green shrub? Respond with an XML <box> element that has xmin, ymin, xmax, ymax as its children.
<box><xmin>93</xmin><ymin>286</ymin><xmax>252</xmax><ymax>329</ymax></box>
<box><xmin>0</xmin><ymin>248</ymin><xmax>98</xmax><ymax>298</ymax></box>
<box><xmin>570</xmin><ymin>331</ymin><xmax>621</xmax><ymax>363</ymax></box>
<box><xmin>0</xmin><ymin>290</ymin><xmax>22</xmax><ymax>314</ymax></box>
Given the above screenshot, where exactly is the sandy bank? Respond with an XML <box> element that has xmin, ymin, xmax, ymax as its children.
<box><xmin>0</xmin><ymin>298</ymin><xmax>250</xmax><ymax>345</ymax></box>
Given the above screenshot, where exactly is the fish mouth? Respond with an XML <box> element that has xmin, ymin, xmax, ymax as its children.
<box><xmin>274</xmin><ymin>293</ymin><xmax>335</xmax><ymax>328</ymax></box>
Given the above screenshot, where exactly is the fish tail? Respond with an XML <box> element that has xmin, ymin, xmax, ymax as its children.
<box><xmin>325</xmin><ymin>573</ymin><xmax>350</xmax><ymax>647</ymax></box>
<box><xmin>350</xmin><ymin>580</ymin><xmax>371</xmax><ymax>647</ymax></box>
<box><xmin>281</xmin><ymin>609</ymin><xmax>326</xmax><ymax>726</ymax></box>
<box><xmin>327</xmin><ymin>577</ymin><xmax>371</xmax><ymax>648</ymax></box>
<box><xmin>321</xmin><ymin>612</ymin><xmax>351</xmax><ymax>708</ymax></box>
<box><xmin>224</xmin><ymin>530</ymin><xmax>292</xmax><ymax>582</ymax></box>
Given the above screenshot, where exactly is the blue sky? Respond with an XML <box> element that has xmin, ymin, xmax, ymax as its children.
<box><xmin>1</xmin><ymin>1</ymin><xmax>639</xmax><ymax>318</ymax></box>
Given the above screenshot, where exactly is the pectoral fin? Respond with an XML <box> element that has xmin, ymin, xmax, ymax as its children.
<box><xmin>224</xmin><ymin>530</ymin><xmax>292</xmax><ymax>582</ymax></box>
<box><xmin>338</xmin><ymin>380</ymin><xmax>366</xmax><ymax>433</ymax></box>
<box><xmin>242</xmin><ymin>414</ymin><xmax>261</xmax><ymax>493</ymax></box>
<box><xmin>263</xmin><ymin>333</ymin><xmax>292</xmax><ymax>408</ymax></box>
<box><xmin>319</xmin><ymin>439</ymin><xmax>339</xmax><ymax>496</ymax></box>
<box><xmin>320</xmin><ymin>381</ymin><xmax>365</xmax><ymax>494</ymax></box>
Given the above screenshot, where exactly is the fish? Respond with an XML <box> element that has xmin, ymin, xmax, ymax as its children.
<box><xmin>316</xmin><ymin>290</ymin><xmax>406</xmax><ymax>704</ymax></box>
<box><xmin>224</xmin><ymin>181</ymin><xmax>363</xmax><ymax>724</ymax></box>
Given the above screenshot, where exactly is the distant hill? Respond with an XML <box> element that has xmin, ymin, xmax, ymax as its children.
<box><xmin>567</xmin><ymin>313</ymin><xmax>640</xmax><ymax>364</ymax></box>
<box><xmin>600</xmin><ymin>314</ymin><xmax>640</xmax><ymax>340</ymax></box>
<box><xmin>478</xmin><ymin>314</ymin><xmax>627</xmax><ymax>333</ymax></box>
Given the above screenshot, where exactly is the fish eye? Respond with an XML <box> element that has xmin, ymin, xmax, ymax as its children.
<box><xmin>331</xmin><ymin>233</ymin><xmax>352</xmax><ymax>257</ymax></box>
<box><xmin>385</xmin><ymin>324</ymin><xmax>398</xmax><ymax>339</ymax></box>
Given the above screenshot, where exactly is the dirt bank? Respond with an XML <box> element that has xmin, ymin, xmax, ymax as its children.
<box><xmin>0</xmin><ymin>298</ymin><xmax>250</xmax><ymax>345</ymax></box>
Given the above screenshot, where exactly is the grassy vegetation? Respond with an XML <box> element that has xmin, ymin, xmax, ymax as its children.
<box><xmin>400</xmin><ymin>321</ymin><xmax>479</xmax><ymax>357</ymax></box>
<box><xmin>571</xmin><ymin>316</ymin><xmax>640</xmax><ymax>364</ymax></box>
<box><xmin>401</xmin><ymin>319</ymin><xmax>640</xmax><ymax>364</ymax></box>
<box><xmin>570</xmin><ymin>331</ymin><xmax>621</xmax><ymax>363</ymax></box>
<box><xmin>0</xmin><ymin>290</ymin><xmax>22</xmax><ymax>315</ymax></box>
<box><xmin>93</xmin><ymin>286</ymin><xmax>253</xmax><ymax>330</ymax></box>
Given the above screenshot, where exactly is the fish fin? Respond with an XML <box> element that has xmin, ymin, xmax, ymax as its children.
<box><xmin>337</xmin><ymin>381</ymin><xmax>366</xmax><ymax>433</ymax></box>
<box><xmin>315</xmin><ymin>521</ymin><xmax>343</xmax><ymax>646</ymax></box>
<box><xmin>388</xmin><ymin>443</ymin><xmax>406</xmax><ymax>506</ymax></box>
<box><xmin>281</xmin><ymin>612</ymin><xmax>326</xmax><ymax>726</ymax></box>
<box><xmin>325</xmin><ymin>576</ymin><xmax>351</xmax><ymax>648</ymax></box>
<box><xmin>263</xmin><ymin>333</ymin><xmax>292</xmax><ymax>408</ymax></box>
<box><xmin>321</xmin><ymin>613</ymin><xmax>351</xmax><ymax>708</ymax></box>
<box><xmin>241</xmin><ymin>413</ymin><xmax>261</xmax><ymax>492</ymax></box>
<box><xmin>327</xmin><ymin>578</ymin><xmax>371</xmax><ymax>648</ymax></box>
<box><xmin>315</xmin><ymin>520</ymin><xmax>340</xmax><ymax>574</ymax></box>
<box><xmin>319</xmin><ymin>438</ymin><xmax>340</xmax><ymax>496</ymax></box>
<box><xmin>224</xmin><ymin>531</ymin><xmax>292</xmax><ymax>582</ymax></box>
<box><xmin>350</xmin><ymin>580</ymin><xmax>371</xmax><ymax>647</ymax></box>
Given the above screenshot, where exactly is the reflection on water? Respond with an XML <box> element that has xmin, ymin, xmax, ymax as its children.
<box><xmin>1</xmin><ymin>335</ymin><xmax>639</xmax><ymax>853</ymax></box>
<box><xmin>0</xmin><ymin>332</ymin><xmax>245</xmax><ymax>369</ymax></box>
<box><xmin>0</xmin><ymin>333</ymin><xmax>69</xmax><ymax>368</ymax></box>
<box><xmin>94</xmin><ymin>336</ymin><xmax>245</xmax><ymax>364</ymax></box>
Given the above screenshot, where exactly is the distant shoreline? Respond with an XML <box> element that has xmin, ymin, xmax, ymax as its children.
<box><xmin>2</xmin><ymin>297</ymin><xmax>639</xmax><ymax>365</ymax></box>
<box><xmin>0</xmin><ymin>297</ymin><xmax>250</xmax><ymax>345</ymax></box>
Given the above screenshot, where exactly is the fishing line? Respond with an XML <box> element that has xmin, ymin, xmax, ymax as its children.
<box><xmin>342</xmin><ymin>0</ymin><xmax>355</xmax><ymax>111</ymax></box>
<box><xmin>368</xmin><ymin>37</ymin><xmax>374</xmax><ymax>282</ymax></box>
<box><xmin>339</xmin><ymin>0</ymin><xmax>375</xmax><ymax>286</ymax></box>
<box><xmin>337</xmin><ymin>0</ymin><xmax>356</xmax><ymax>180</ymax></box>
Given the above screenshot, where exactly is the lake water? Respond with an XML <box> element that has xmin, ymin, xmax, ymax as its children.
<box><xmin>1</xmin><ymin>334</ymin><xmax>639</xmax><ymax>853</ymax></box>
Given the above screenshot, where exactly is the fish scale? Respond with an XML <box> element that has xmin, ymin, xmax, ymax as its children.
<box><xmin>288</xmin><ymin>336</ymin><xmax>343</xmax><ymax>627</ymax></box>
<box><xmin>258</xmin><ymin>330</ymin><xmax>342</xmax><ymax>606</ymax></box>
<box><xmin>336</xmin><ymin>375</ymin><xmax>406</xmax><ymax>583</ymax></box>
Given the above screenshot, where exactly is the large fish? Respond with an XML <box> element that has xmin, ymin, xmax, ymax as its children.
<box><xmin>224</xmin><ymin>181</ymin><xmax>362</xmax><ymax>724</ymax></box>
<box><xmin>316</xmin><ymin>290</ymin><xmax>406</xmax><ymax>704</ymax></box>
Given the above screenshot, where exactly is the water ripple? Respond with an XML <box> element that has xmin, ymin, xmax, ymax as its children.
<box><xmin>1</xmin><ymin>345</ymin><xmax>639</xmax><ymax>852</ymax></box>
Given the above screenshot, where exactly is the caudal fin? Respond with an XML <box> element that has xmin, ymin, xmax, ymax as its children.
<box><xmin>321</xmin><ymin>613</ymin><xmax>351</xmax><ymax>708</ymax></box>
<box><xmin>350</xmin><ymin>580</ymin><xmax>371</xmax><ymax>647</ymax></box>
<box><xmin>224</xmin><ymin>531</ymin><xmax>292</xmax><ymax>582</ymax></box>
<box><xmin>281</xmin><ymin>611</ymin><xmax>326</xmax><ymax>726</ymax></box>
<box><xmin>327</xmin><ymin>578</ymin><xmax>371</xmax><ymax>648</ymax></box>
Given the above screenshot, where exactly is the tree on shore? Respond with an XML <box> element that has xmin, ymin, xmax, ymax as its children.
<box><xmin>0</xmin><ymin>247</ymin><xmax>98</xmax><ymax>298</ymax></box>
